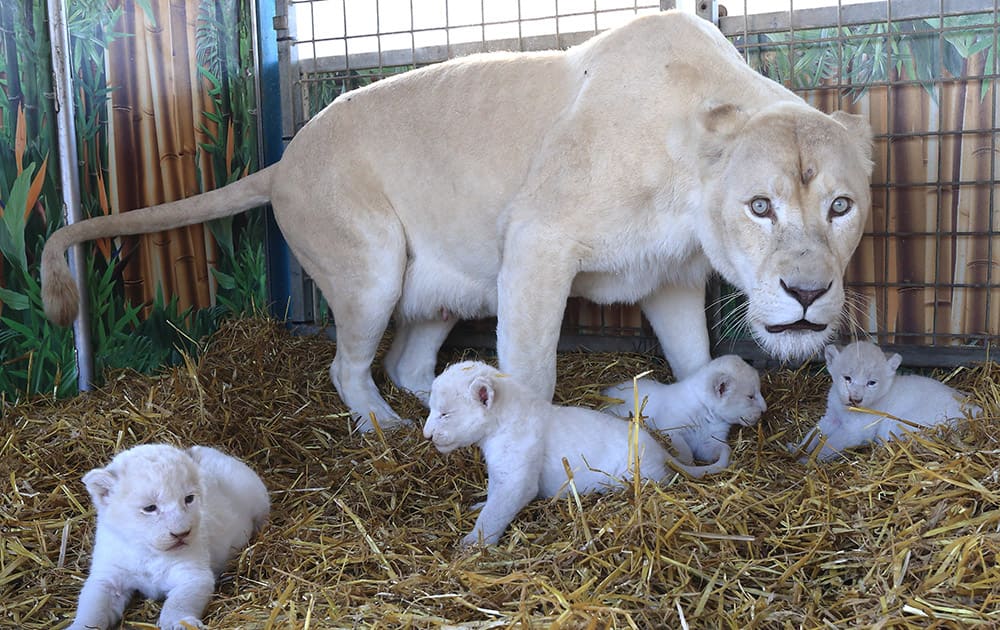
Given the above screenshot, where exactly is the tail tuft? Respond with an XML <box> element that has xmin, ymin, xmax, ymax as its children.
<box><xmin>41</xmin><ymin>236</ymin><xmax>80</xmax><ymax>326</ymax></box>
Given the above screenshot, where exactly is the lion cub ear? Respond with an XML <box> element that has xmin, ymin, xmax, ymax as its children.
<box><xmin>82</xmin><ymin>468</ymin><xmax>118</xmax><ymax>509</ymax></box>
<box><xmin>712</xmin><ymin>371</ymin><xmax>733</xmax><ymax>399</ymax></box>
<box><xmin>823</xmin><ymin>344</ymin><xmax>840</xmax><ymax>369</ymax></box>
<box><xmin>469</xmin><ymin>375</ymin><xmax>495</xmax><ymax>409</ymax></box>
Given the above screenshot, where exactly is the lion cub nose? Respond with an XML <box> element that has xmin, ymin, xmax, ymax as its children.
<box><xmin>170</xmin><ymin>529</ymin><xmax>191</xmax><ymax>541</ymax></box>
<box><xmin>780</xmin><ymin>280</ymin><xmax>831</xmax><ymax>309</ymax></box>
<box><xmin>849</xmin><ymin>396</ymin><xmax>862</xmax><ymax>406</ymax></box>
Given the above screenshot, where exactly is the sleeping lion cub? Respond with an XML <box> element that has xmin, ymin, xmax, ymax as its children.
<box><xmin>424</xmin><ymin>361</ymin><xmax>727</xmax><ymax>546</ymax></box>
<box><xmin>68</xmin><ymin>444</ymin><xmax>270</xmax><ymax>630</ymax></box>
<box><xmin>602</xmin><ymin>355</ymin><xmax>767</xmax><ymax>471</ymax></box>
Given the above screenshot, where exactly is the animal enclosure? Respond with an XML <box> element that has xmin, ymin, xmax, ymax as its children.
<box><xmin>276</xmin><ymin>0</ymin><xmax>1000</xmax><ymax>367</ymax></box>
<box><xmin>6</xmin><ymin>5</ymin><xmax>1000</xmax><ymax>627</ymax></box>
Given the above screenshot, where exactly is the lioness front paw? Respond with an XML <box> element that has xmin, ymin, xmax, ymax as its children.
<box><xmin>355</xmin><ymin>414</ymin><xmax>414</xmax><ymax>433</ymax></box>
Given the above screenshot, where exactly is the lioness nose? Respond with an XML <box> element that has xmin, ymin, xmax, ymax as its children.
<box><xmin>780</xmin><ymin>280</ymin><xmax>831</xmax><ymax>308</ymax></box>
<box><xmin>171</xmin><ymin>529</ymin><xmax>191</xmax><ymax>540</ymax></box>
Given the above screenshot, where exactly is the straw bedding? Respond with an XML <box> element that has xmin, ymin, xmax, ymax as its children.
<box><xmin>3</xmin><ymin>317</ymin><xmax>999</xmax><ymax>628</ymax></box>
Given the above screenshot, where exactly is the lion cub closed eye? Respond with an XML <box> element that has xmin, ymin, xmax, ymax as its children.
<box><xmin>68</xmin><ymin>444</ymin><xmax>270</xmax><ymax>630</ymax></box>
<box><xmin>424</xmin><ymin>361</ymin><xmax>727</xmax><ymax>546</ymax></box>
<box><xmin>789</xmin><ymin>341</ymin><xmax>982</xmax><ymax>462</ymax></box>
<box><xmin>602</xmin><ymin>355</ymin><xmax>766</xmax><ymax>471</ymax></box>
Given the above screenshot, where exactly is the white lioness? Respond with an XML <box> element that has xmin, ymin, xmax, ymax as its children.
<box><xmin>68</xmin><ymin>444</ymin><xmax>270</xmax><ymax>630</ymax></box>
<box><xmin>424</xmin><ymin>361</ymin><xmax>727</xmax><ymax>546</ymax></box>
<box><xmin>789</xmin><ymin>341</ymin><xmax>981</xmax><ymax>462</ymax></box>
<box><xmin>41</xmin><ymin>11</ymin><xmax>873</xmax><ymax>431</ymax></box>
<box><xmin>602</xmin><ymin>355</ymin><xmax>767</xmax><ymax>471</ymax></box>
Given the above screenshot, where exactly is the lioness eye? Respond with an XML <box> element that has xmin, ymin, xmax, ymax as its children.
<box><xmin>749</xmin><ymin>197</ymin><xmax>772</xmax><ymax>218</ymax></box>
<box><xmin>184</xmin><ymin>495</ymin><xmax>195</xmax><ymax>505</ymax></box>
<box><xmin>829</xmin><ymin>196</ymin><xmax>852</xmax><ymax>217</ymax></box>
<box><xmin>142</xmin><ymin>504</ymin><xmax>157</xmax><ymax>514</ymax></box>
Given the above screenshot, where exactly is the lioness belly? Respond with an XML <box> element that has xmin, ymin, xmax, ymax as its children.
<box><xmin>396</xmin><ymin>255</ymin><xmax>498</xmax><ymax>321</ymax></box>
<box><xmin>570</xmin><ymin>254</ymin><xmax>712</xmax><ymax>305</ymax></box>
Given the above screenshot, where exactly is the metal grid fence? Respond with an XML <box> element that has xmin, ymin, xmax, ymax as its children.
<box><xmin>274</xmin><ymin>0</ymin><xmax>1000</xmax><ymax>366</ymax></box>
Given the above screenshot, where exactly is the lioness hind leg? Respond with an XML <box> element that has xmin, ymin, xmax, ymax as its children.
<box><xmin>325</xmin><ymin>290</ymin><xmax>411</xmax><ymax>432</ymax></box>
<box><xmin>305</xmin><ymin>242</ymin><xmax>410</xmax><ymax>432</ymax></box>
<box><xmin>385</xmin><ymin>317</ymin><xmax>458</xmax><ymax>405</ymax></box>
<box><xmin>327</xmin><ymin>319</ymin><xmax>410</xmax><ymax>432</ymax></box>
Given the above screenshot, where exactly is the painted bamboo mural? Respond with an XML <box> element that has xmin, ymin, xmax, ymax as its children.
<box><xmin>0</xmin><ymin>0</ymin><xmax>264</xmax><ymax>402</ymax></box>
<box><xmin>841</xmin><ymin>16</ymin><xmax>999</xmax><ymax>348</ymax></box>
<box><xmin>0</xmin><ymin>0</ymin><xmax>77</xmax><ymax>398</ymax></box>
<box><xmin>104</xmin><ymin>0</ymin><xmax>258</xmax><ymax>316</ymax></box>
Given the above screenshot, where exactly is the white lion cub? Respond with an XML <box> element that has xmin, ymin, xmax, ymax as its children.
<box><xmin>790</xmin><ymin>341</ymin><xmax>981</xmax><ymax>461</ymax></box>
<box><xmin>424</xmin><ymin>361</ymin><xmax>726</xmax><ymax>546</ymax></box>
<box><xmin>602</xmin><ymin>355</ymin><xmax>766</xmax><ymax>471</ymax></box>
<box><xmin>69</xmin><ymin>444</ymin><xmax>270</xmax><ymax>630</ymax></box>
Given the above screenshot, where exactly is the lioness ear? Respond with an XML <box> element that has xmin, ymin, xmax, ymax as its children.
<box><xmin>701</xmin><ymin>102</ymin><xmax>746</xmax><ymax>134</ymax></box>
<box><xmin>830</xmin><ymin>111</ymin><xmax>873</xmax><ymax>165</ymax></box>
<box><xmin>698</xmin><ymin>103</ymin><xmax>748</xmax><ymax>169</ymax></box>
<box><xmin>886</xmin><ymin>353</ymin><xmax>902</xmax><ymax>372</ymax></box>
<box><xmin>469</xmin><ymin>376</ymin><xmax>494</xmax><ymax>408</ymax></box>
<box><xmin>82</xmin><ymin>468</ymin><xmax>117</xmax><ymax>509</ymax></box>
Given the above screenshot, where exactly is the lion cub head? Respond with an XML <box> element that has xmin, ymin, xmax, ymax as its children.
<box><xmin>424</xmin><ymin>361</ymin><xmax>505</xmax><ymax>454</ymax></box>
<box><xmin>83</xmin><ymin>444</ymin><xmax>204</xmax><ymax>554</ymax></box>
<box><xmin>698</xmin><ymin>102</ymin><xmax>873</xmax><ymax>362</ymax></box>
<box><xmin>824</xmin><ymin>340</ymin><xmax>900</xmax><ymax>409</ymax></box>
<box><xmin>705</xmin><ymin>355</ymin><xmax>767</xmax><ymax>427</ymax></box>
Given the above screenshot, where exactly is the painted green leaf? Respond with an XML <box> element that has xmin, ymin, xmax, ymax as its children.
<box><xmin>0</xmin><ymin>287</ymin><xmax>29</xmax><ymax>311</ymax></box>
<box><xmin>0</xmin><ymin>163</ymin><xmax>34</xmax><ymax>274</ymax></box>
<box><xmin>211</xmin><ymin>268</ymin><xmax>236</xmax><ymax>290</ymax></box>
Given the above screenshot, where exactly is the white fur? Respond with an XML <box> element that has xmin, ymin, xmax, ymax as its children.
<box><xmin>789</xmin><ymin>341</ymin><xmax>982</xmax><ymax>461</ymax></box>
<box><xmin>41</xmin><ymin>12</ymin><xmax>873</xmax><ymax>432</ymax></box>
<box><xmin>424</xmin><ymin>361</ymin><xmax>726</xmax><ymax>546</ymax></box>
<box><xmin>68</xmin><ymin>444</ymin><xmax>270</xmax><ymax>630</ymax></box>
<box><xmin>602</xmin><ymin>355</ymin><xmax>766</xmax><ymax>470</ymax></box>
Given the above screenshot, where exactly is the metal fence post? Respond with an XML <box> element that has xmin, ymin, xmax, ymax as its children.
<box><xmin>47</xmin><ymin>0</ymin><xmax>94</xmax><ymax>391</ymax></box>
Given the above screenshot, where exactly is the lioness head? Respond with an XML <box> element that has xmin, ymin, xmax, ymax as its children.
<box><xmin>83</xmin><ymin>444</ymin><xmax>203</xmax><ymax>553</ymax></box>
<box><xmin>698</xmin><ymin>102</ymin><xmax>873</xmax><ymax>361</ymax></box>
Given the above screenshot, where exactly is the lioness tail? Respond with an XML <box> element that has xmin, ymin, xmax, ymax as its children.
<box><xmin>41</xmin><ymin>165</ymin><xmax>275</xmax><ymax>326</ymax></box>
